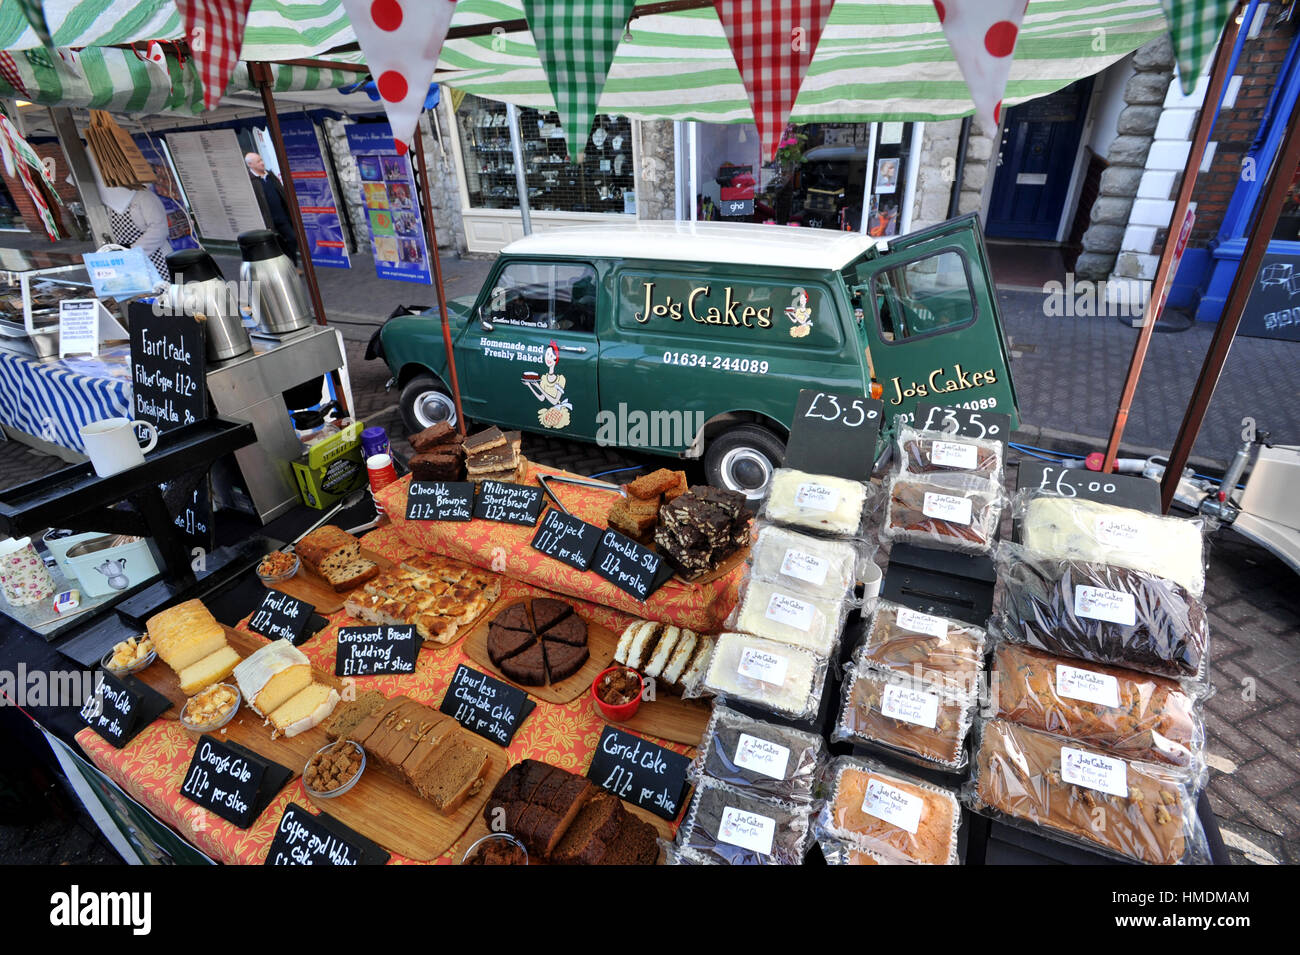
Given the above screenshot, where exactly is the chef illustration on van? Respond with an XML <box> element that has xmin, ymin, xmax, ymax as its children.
<box><xmin>786</xmin><ymin>287</ymin><xmax>813</xmax><ymax>338</ymax></box>
<box><xmin>523</xmin><ymin>340</ymin><xmax>573</xmax><ymax>429</ymax></box>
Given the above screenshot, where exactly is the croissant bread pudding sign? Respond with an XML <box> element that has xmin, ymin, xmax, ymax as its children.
<box><xmin>932</xmin><ymin>0</ymin><xmax>1028</xmax><ymax>129</ymax></box>
<box><xmin>340</xmin><ymin>0</ymin><xmax>457</xmax><ymax>154</ymax></box>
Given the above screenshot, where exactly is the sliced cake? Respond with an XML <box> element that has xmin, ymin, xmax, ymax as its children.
<box><xmin>495</xmin><ymin>603</ymin><xmax>532</xmax><ymax>633</ymax></box>
<box><xmin>413</xmin><ymin>737</ymin><xmax>491</xmax><ymax>812</ymax></box>
<box><xmin>488</xmin><ymin>625</ymin><xmax>537</xmax><ymax>666</ymax></box>
<box><xmin>268</xmin><ymin>683</ymin><xmax>338</xmax><ymax>738</ymax></box>
<box><xmin>500</xmin><ymin>642</ymin><xmax>547</xmax><ymax>685</ymax></box>
<box><xmin>323</xmin><ymin>689</ymin><xmax>388</xmax><ymax>740</ymax></box>
<box><xmin>178</xmin><ymin>645</ymin><xmax>241</xmax><ymax>696</ymax></box>
<box><xmin>542</xmin><ymin>613</ymin><xmax>586</xmax><ymax>648</ymax></box>
<box><xmin>233</xmin><ymin>641</ymin><xmax>313</xmax><ymax>717</ymax></box>
<box><xmin>551</xmin><ymin>791</ymin><xmax>623</xmax><ymax>865</ymax></box>
<box><xmin>543</xmin><ymin>639</ymin><xmax>589</xmax><ymax>683</ymax></box>
<box><xmin>530</xmin><ymin>597</ymin><xmax>571</xmax><ymax>632</ymax></box>
<box><xmin>643</xmin><ymin>626</ymin><xmax>681</xmax><ymax>679</ymax></box>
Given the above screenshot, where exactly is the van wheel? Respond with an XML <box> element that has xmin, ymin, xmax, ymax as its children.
<box><xmin>704</xmin><ymin>425</ymin><xmax>785</xmax><ymax>500</ymax></box>
<box><xmin>400</xmin><ymin>374</ymin><xmax>457</xmax><ymax>432</ymax></box>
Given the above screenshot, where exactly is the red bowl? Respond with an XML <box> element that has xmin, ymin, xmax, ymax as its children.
<box><xmin>592</xmin><ymin>666</ymin><xmax>644</xmax><ymax>722</ymax></box>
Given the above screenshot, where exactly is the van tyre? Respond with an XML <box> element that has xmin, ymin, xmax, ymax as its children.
<box><xmin>400</xmin><ymin>374</ymin><xmax>458</xmax><ymax>432</ymax></box>
<box><xmin>705</xmin><ymin>425</ymin><xmax>785</xmax><ymax>500</ymax></box>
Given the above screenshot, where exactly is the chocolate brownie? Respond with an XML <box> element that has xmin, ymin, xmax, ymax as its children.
<box><xmin>542</xmin><ymin>614</ymin><xmax>587</xmax><ymax>647</ymax></box>
<box><xmin>499</xmin><ymin>642</ymin><xmax>547</xmax><ymax>685</ymax></box>
<box><xmin>487</xmin><ymin>625</ymin><xmax>536</xmax><ymax>666</ymax></box>
<box><xmin>531</xmin><ymin>597</ymin><xmax>571</xmax><ymax>632</ymax></box>
<box><xmin>409</xmin><ymin>422</ymin><xmax>458</xmax><ymax>452</ymax></box>
<box><xmin>543</xmin><ymin>639</ymin><xmax>589</xmax><ymax>683</ymax></box>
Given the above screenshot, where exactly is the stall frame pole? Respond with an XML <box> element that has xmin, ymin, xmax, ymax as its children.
<box><xmin>249</xmin><ymin>61</ymin><xmax>349</xmax><ymax>418</ymax></box>
<box><xmin>1102</xmin><ymin>6</ymin><xmax>1242</xmax><ymax>472</ymax></box>
<box><xmin>506</xmin><ymin>103</ymin><xmax>533</xmax><ymax>235</ymax></box>
<box><xmin>412</xmin><ymin>114</ymin><xmax>468</xmax><ymax>436</ymax></box>
<box><xmin>1159</xmin><ymin>88</ymin><xmax>1300</xmax><ymax>512</ymax></box>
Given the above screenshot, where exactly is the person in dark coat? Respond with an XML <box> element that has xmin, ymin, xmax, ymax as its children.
<box><xmin>244</xmin><ymin>151</ymin><xmax>299</xmax><ymax>265</ymax></box>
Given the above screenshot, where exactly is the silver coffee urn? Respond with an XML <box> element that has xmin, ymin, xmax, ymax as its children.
<box><xmin>163</xmin><ymin>248</ymin><xmax>252</xmax><ymax>362</ymax></box>
<box><xmin>238</xmin><ymin>229</ymin><xmax>313</xmax><ymax>334</ymax></box>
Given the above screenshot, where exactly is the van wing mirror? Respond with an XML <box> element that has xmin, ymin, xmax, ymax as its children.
<box><xmin>478</xmin><ymin>303</ymin><xmax>494</xmax><ymax>333</ymax></box>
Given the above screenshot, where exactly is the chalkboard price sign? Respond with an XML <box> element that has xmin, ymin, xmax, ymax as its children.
<box><xmin>592</xmin><ymin>529</ymin><xmax>667</xmax><ymax>601</ymax></box>
<box><xmin>474</xmin><ymin>480</ymin><xmax>545</xmax><ymax>526</ymax></box>
<box><xmin>914</xmin><ymin>402</ymin><xmax>1012</xmax><ymax>446</ymax></box>
<box><xmin>180</xmin><ymin>735</ymin><xmax>283</xmax><ymax>829</ymax></box>
<box><xmin>588</xmin><ymin>726</ymin><xmax>691</xmax><ymax>822</ymax></box>
<box><xmin>530</xmin><ymin>508</ymin><xmax>602</xmax><ymax>571</ymax></box>
<box><xmin>783</xmin><ymin>388</ymin><xmax>882</xmax><ymax>480</ymax></box>
<box><xmin>127</xmin><ymin>302</ymin><xmax>208</xmax><ymax>432</ymax></box>
<box><xmin>406</xmin><ymin>481</ymin><xmax>475</xmax><ymax>522</ymax></box>
<box><xmin>265</xmin><ymin>803</ymin><xmax>389</xmax><ymax>866</ymax></box>
<box><xmin>440</xmin><ymin>664</ymin><xmax>535</xmax><ymax>747</ymax></box>
<box><xmin>1016</xmin><ymin>461</ymin><xmax>1159</xmax><ymax>514</ymax></box>
<box><xmin>335</xmin><ymin>624</ymin><xmax>420</xmax><ymax>677</ymax></box>
<box><xmin>248</xmin><ymin>589</ymin><xmax>316</xmax><ymax>644</ymax></box>
<box><xmin>80</xmin><ymin>671</ymin><xmax>142</xmax><ymax>748</ymax></box>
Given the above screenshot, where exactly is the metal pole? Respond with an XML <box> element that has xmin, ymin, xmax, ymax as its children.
<box><xmin>1159</xmin><ymin>88</ymin><xmax>1300</xmax><ymax>512</ymax></box>
<box><xmin>250</xmin><ymin>61</ymin><xmax>350</xmax><ymax>417</ymax></box>
<box><xmin>412</xmin><ymin>113</ymin><xmax>468</xmax><ymax>436</ymax></box>
<box><xmin>47</xmin><ymin>107</ymin><xmax>113</xmax><ymax>244</ymax></box>
<box><xmin>1102</xmin><ymin>6</ymin><xmax>1242</xmax><ymax>472</ymax></box>
<box><xmin>506</xmin><ymin>102</ymin><xmax>533</xmax><ymax>235</ymax></box>
<box><xmin>860</xmin><ymin>121</ymin><xmax>878</xmax><ymax>234</ymax></box>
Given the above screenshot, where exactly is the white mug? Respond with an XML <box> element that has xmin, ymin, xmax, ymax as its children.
<box><xmin>80</xmin><ymin>417</ymin><xmax>159</xmax><ymax>477</ymax></box>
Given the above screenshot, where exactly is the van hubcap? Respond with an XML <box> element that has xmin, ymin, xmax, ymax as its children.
<box><xmin>414</xmin><ymin>391</ymin><xmax>457</xmax><ymax>428</ymax></box>
<box><xmin>719</xmin><ymin>447</ymin><xmax>772</xmax><ymax>499</ymax></box>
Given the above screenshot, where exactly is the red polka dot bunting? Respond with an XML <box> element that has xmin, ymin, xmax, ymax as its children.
<box><xmin>339</xmin><ymin>0</ymin><xmax>457</xmax><ymax>153</ymax></box>
<box><xmin>932</xmin><ymin>0</ymin><xmax>1028</xmax><ymax>130</ymax></box>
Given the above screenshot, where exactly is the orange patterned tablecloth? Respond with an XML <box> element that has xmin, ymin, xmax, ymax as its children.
<box><xmin>75</xmin><ymin>523</ymin><xmax>708</xmax><ymax>865</ymax></box>
<box><xmin>376</xmin><ymin>465</ymin><xmax>743</xmax><ymax>634</ymax></box>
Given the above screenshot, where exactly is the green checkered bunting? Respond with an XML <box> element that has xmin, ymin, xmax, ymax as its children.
<box><xmin>1159</xmin><ymin>0</ymin><xmax>1235</xmax><ymax>94</ymax></box>
<box><xmin>521</xmin><ymin>0</ymin><xmax>637</xmax><ymax>161</ymax></box>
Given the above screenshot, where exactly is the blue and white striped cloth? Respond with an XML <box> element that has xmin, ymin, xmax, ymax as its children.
<box><xmin>0</xmin><ymin>349</ymin><xmax>132</xmax><ymax>453</ymax></box>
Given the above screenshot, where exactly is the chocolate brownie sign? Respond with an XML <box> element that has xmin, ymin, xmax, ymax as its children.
<box><xmin>531</xmin><ymin>509</ymin><xmax>601</xmax><ymax>571</ymax></box>
<box><xmin>593</xmin><ymin>529</ymin><xmax>669</xmax><ymax>601</ymax></box>
<box><xmin>406</xmin><ymin>481</ymin><xmax>474</xmax><ymax>521</ymax></box>
<box><xmin>441</xmin><ymin>664</ymin><xmax>535</xmax><ymax>747</ymax></box>
<box><xmin>588</xmin><ymin>726</ymin><xmax>691</xmax><ymax>822</ymax></box>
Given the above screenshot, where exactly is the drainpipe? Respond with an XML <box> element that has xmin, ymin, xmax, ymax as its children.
<box><xmin>947</xmin><ymin>116</ymin><xmax>972</xmax><ymax>219</ymax></box>
<box><xmin>506</xmin><ymin>102</ymin><xmax>532</xmax><ymax>235</ymax></box>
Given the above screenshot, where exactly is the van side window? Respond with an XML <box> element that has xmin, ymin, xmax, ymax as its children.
<box><xmin>872</xmin><ymin>250</ymin><xmax>975</xmax><ymax>342</ymax></box>
<box><xmin>488</xmin><ymin>262</ymin><xmax>598</xmax><ymax>332</ymax></box>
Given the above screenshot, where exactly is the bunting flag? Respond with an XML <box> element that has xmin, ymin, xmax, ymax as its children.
<box><xmin>56</xmin><ymin>48</ymin><xmax>83</xmax><ymax>80</ymax></box>
<box><xmin>339</xmin><ymin>0</ymin><xmax>457</xmax><ymax>155</ymax></box>
<box><xmin>0</xmin><ymin>115</ymin><xmax>59</xmax><ymax>239</ymax></box>
<box><xmin>12</xmin><ymin>0</ymin><xmax>55</xmax><ymax>48</ymax></box>
<box><xmin>0</xmin><ymin>53</ymin><xmax>28</xmax><ymax>98</ymax></box>
<box><xmin>714</xmin><ymin>0</ymin><xmax>835</xmax><ymax>162</ymax></box>
<box><xmin>932</xmin><ymin>0</ymin><xmax>1028</xmax><ymax>128</ymax></box>
<box><xmin>1159</xmin><ymin>0</ymin><xmax>1235</xmax><ymax>94</ymax></box>
<box><xmin>144</xmin><ymin>41</ymin><xmax>173</xmax><ymax>95</ymax></box>
<box><xmin>176</xmin><ymin>0</ymin><xmax>253</xmax><ymax>111</ymax></box>
<box><xmin>521</xmin><ymin>0</ymin><xmax>637</xmax><ymax>161</ymax></box>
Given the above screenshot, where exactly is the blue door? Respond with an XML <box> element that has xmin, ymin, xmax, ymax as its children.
<box><xmin>986</xmin><ymin>79</ymin><xmax>1093</xmax><ymax>241</ymax></box>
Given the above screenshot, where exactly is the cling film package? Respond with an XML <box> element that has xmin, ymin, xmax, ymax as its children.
<box><xmin>816</xmin><ymin>834</ymin><xmax>892</xmax><ymax>865</ymax></box>
<box><xmin>856</xmin><ymin>599</ymin><xmax>988</xmax><ymax>696</ymax></box>
<box><xmin>817</xmin><ymin>755</ymin><xmax>962</xmax><ymax>865</ymax></box>
<box><xmin>1015</xmin><ymin>491</ymin><xmax>1208</xmax><ymax>598</ymax></box>
<box><xmin>990</xmin><ymin>643</ymin><xmax>1205</xmax><ymax>770</ymax></box>
<box><xmin>692</xmin><ymin>632</ymin><xmax>830</xmax><ymax>722</ymax></box>
<box><xmin>896</xmin><ymin>424</ymin><xmax>1004</xmax><ymax>483</ymax></box>
<box><xmin>883</xmin><ymin>471</ymin><xmax>1003</xmax><ymax>555</ymax></box>
<box><xmin>995</xmin><ymin>542</ymin><xmax>1210</xmax><ymax>682</ymax></box>
<box><xmin>834</xmin><ymin>663</ymin><xmax>976</xmax><ymax>772</ymax></box>
<box><xmin>727</xmin><ymin>574</ymin><xmax>850</xmax><ymax>656</ymax></box>
<box><xmin>677</xmin><ymin>778</ymin><xmax>811</xmax><ymax>865</ymax></box>
<box><xmin>746</xmin><ymin>521</ymin><xmax>865</xmax><ymax>602</ymax></box>
<box><xmin>965</xmin><ymin>718</ymin><xmax>1211</xmax><ymax>865</ymax></box>
<box><xmin>690</xmin><ymin>704</ymin><xmax>827</xmax><ymax>805</ymax></box>
<box><xmin>760</xmin><ymin>468</ymin><xmax>880</xmax><ymax>539</ymax></box>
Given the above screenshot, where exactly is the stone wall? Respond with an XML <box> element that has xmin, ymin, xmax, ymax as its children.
<box><xmin>636</xmin><ymin>119</ymin><xmax>677</xmax><ymax>220</ymax></box>
<box><xmin>1075</xmin><ymin>36</ymin><xmax>1176</xmax><ymax>280</ymax></box>
<box><xmin>910</xmin><ymin>117</ymin><xmax>998</xmax><ymax>233</ymax></box>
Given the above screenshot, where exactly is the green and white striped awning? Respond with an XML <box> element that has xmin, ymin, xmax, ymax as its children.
<box><xmin>0</xmin><ymin>0</ymin><xmax>1173</xmax><ymax>122</ymax></box>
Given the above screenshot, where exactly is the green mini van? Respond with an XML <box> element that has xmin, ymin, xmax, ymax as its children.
<box><xmin>371</xmin><ymin>213</ymin><xmax>1018</xmax><ymax>496</ymax></box>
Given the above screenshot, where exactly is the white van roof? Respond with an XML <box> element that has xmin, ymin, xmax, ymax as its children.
<box><xmin>501</xmin><ymin>221</ymin><xmax>883</xmax><ymax>271</ymax></box>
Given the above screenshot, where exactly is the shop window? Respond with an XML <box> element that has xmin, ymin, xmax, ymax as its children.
<box><xmin>872</xmin><ymin>250</ymin><xmax>975</xmax><ymax>341</ymax></box>
<box><xmin>487</xmin><ymin>262</ymin><xmax>598</xmax><ymax>332</ymax></box>
<box><xmin>1273</xmin><ymin>157</ymin><xmax>1300</xmax><ymax>242</ymax></box>
<box><xmin>456</xmin><ymin>94</ymin><xmax>635</xmax><ymax>214</ymax></box>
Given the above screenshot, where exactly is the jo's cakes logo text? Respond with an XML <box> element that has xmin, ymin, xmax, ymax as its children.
<box><xmin>50</xmin><ymin>886</ymin><xmax>151</xmax><ymax>935</ymax></box>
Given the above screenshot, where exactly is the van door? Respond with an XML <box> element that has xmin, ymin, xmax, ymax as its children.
<box><xmin>849</xmin><ymin>214</ymin><xmax>1018</xmax><ymax>432</ymax></box>
<box><xmin>454</xmin><ymin>259</ymin><xmax>601</xmax><ymax>439</ymax></box>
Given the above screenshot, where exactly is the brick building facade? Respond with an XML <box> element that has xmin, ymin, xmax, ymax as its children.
<box><xmin>0</xmin><ymin>141</ymin><xmax>81</xmax><ymax>239</ymax></box>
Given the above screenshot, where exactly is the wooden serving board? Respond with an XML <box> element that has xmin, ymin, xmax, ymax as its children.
<box><xmin>588</xmin><ymin>694</ymin><xmax>712</xmax><ymax>748</ymax></box>
<box><xmin>268</xmin><ymin>548</ymin><xmax>396</xmax><ymax>615</ymax></box>
<box><xmin>308</xmin><ymin>747</ymin><xmax>508</xmax><ymax>862</ymax></box>
<box><xmin>463</xmin><ymin>599</ymin><xmax>617</xmax><ymax>704</ymax></box>
<box><xmin>137</xmin><ymin>627</ymin><xmax>342</xmax><ymax>780</ymax></box>
<box><xmin>451</xmin><ymin>797</ymin><xmax>673</xmax><ymax>865</ymax></box>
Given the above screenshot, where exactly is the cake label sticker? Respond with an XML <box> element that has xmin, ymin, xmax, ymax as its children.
<box><xmin>734</xmin><ymin>733</ymin><xmax>791</xmax><ymax>779</ymax></box>
<box><xmin>779</xmin><ymin>547</ymin><xmax>830</xmax><ymax>586</ymax></box>
<box><xmin>1096</xmin><ymin>515</ymin><xmax>1142</xmax><ymax>548</ymax></box>
<box><xmin>880</xmin><ymin>684</ymin><xmax>940</xmax><ymax>729</ymax></box>
<box><xmin>764</xmin><ymin>592</ymin><xmax>815</xmax><ymax>632</ymax></box>
<box><xmin>1056</xmin><ymin>664</ymin><xmax>1121</xmax><ymax>708</ymax></box>
<box><xmin>794</xmin><ymin>482</ymin><xmax>839</xmax><ymax>512</ymax></box>
<box><xmin>931</xmin><ymin>440</ymin><xmax>979</xmax><ymax>470</ymax></box>
<box><xmin>738</xmin><ymin>647</ymin><xmax>788</xmax><ymax>686</ymax></box>
<box><xmin>717</xmin><ymin>805</ymin><xmax>776</xmax><ymax>855</ymax></box>
<box><xmin>896</xmin><ymin>607</ymin><xmax>948</xmax><ymax>639</ymax></box>
<box><xmin>1061</xmin><ymin>746</ymin><xmax>1129</xmax><ymax>798</ymax></box>
<box><xmin>862</xmin><ymin>779</ymin><xmax>923</xmax><ymax>834</ymax></box>
<box><xmin>1074</xmin><ymin>585</ymin><xmax>1136</xmax><ymax>627</ymax></box>
<box><xmin>922</xmin><ymin>491</ymin><xmax>973</xmax><ymax>525</ymax></box>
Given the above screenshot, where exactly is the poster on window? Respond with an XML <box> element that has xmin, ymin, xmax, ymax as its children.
<box><xmin>132</xmin><ymin>134</ymin><xmax>198</xmax><ymax>254</ymax></box>
<box><xmin>345</xmin><ymin>123</ymin><xmax>431</xmax><ymax>285</ymax></box>
<box><xmin>280</xmin><ymin>118</ymin><xmax>351</xmax><ymax>270</ymax></box>
<box><xmin>875</xmin><ymin>157</ymin><xmax>900</xmax><ymax>194</ymax></box>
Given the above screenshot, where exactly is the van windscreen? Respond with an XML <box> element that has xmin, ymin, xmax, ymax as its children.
<box><xmin>870</xmin><ymin>249</ymin><xmax>976</xmax><ymax>342</ymax></box>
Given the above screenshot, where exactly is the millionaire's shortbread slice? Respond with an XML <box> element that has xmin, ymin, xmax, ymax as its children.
<box><xmin>464</xmin><ymin>426</ymin><xmax>506</xmax><ymax>455</ymax></box>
